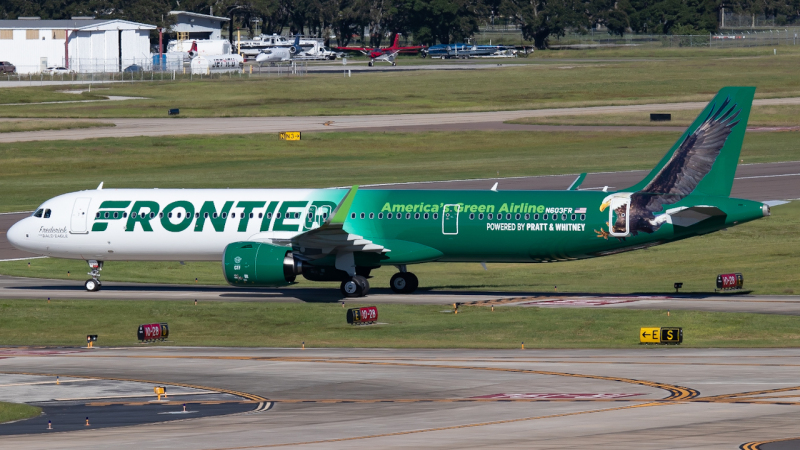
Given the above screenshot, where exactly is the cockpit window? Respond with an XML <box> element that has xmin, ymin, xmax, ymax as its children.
<box><xmin>33</xmin><ymin>209</ymin><xmax>43</xmax><ymax>218</ymax></box>
<box><xmin>43</xmin><ymin>209</ymin><xmax>51</xmax><ymax>218</ymax></box>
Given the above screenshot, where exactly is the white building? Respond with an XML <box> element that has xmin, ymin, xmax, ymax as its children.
<box><xmin>169</xmin><ymin>11</ymin><xmax>228</xmax><ymax>41</ymax></box>
<box><xmin>0</xmin><ymin>17</ymin><xmax>155</xmax><ymax>74</ymax></box>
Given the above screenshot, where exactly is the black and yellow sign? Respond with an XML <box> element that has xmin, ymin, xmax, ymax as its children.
<box><xmin>280</xmin><ymin>131</ymin><xmax>301</xmax><ymax>141</ymax></box>
<box><xmin>640</xmin><ymin>327</ymin><xmax>683</xmax><ymax>344</ymax></box>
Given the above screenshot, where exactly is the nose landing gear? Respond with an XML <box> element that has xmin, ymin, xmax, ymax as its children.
<box><xmin>85</xmin><ymin>260</ymin><xmax>103</xmax><ymax>292</ymax></box>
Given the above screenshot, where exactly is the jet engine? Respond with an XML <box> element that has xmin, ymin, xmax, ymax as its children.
<box><xmin>222</xmin><ymin>242</ymin><xmax>302</xmax><ymax>287</ymax></box>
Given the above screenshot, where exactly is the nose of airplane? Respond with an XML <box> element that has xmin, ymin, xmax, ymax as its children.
<box><xmin>6</xmin><ymin>219</ymin><xmax>29</xmax><ymax>250</ymax></box>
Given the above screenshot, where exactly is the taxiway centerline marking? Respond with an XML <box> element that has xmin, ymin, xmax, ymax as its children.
<box><xmin>210</xmin><ymin>402</ymin><xmax>666</xmax><ymax>449</ymax></box>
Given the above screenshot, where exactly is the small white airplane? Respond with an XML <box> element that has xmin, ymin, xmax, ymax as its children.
<box><xmin>255</xmin><ymin>35</ymin><xmax>303</xmax><ymax>64</ymax></box>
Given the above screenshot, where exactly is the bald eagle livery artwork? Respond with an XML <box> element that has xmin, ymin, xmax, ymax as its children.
<box><xmin>598</xmin><ymin>97</ymin><xmax>741</xmax><ymax>239</ymax></box>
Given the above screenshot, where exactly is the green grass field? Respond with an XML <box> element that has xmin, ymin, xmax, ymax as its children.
<box><xmin>1</xmin><ymin>299</ymin><xmax>798</xmax><ymax>348</ymax></box>
<box><xmin>509</xmin><ymin>104</ymin><xmax>800</xmax><ymax>127</ymax></box>
<box><xmin>2</xmin><ymin>50</ymin><xmax>800</xmax><ymax>118</ymax></box>
<box><xmin>4</xmin><ymin>201</ymin><xmax>797</xmax><ymax>295</ymax></box>
<box><xmin>0</xmin><ymin>402</ymin><xmax>41</xmax><ymax>423</ymax></box>
<box><xmin>2</xmin><ymin>129</ymin><xmax>798</xmax><ymax>212</ymax></box>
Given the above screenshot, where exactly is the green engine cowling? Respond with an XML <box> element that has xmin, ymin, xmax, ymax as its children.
<box><xmin>222</xmin><ymin>241</ymin><xmax>302</xmax><ymax>286</ymax></box>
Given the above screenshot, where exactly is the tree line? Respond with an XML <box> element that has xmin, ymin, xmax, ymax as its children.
<box><xmin>3</xmin><ymin>0</ymin><xmax>799</xmax><ymax>48</ymax></box>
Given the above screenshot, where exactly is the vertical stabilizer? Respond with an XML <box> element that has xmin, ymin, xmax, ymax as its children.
<box><xmin>623</xmin><ymin>87</ymin><xmax>755</xmax><ymax>198</ymax></box>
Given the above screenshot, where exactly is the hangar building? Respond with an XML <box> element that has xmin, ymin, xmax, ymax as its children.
<box><xmin>169</xmin><ymin>11</ymin><xmax>228</xmax><ymax>40</ymax></box>
<box><xmin>0</xmin><ymin>17</ymin><xmax>155</xmax><ymax>74</ymax></box>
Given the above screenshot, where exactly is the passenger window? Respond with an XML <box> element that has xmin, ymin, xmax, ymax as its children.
<box><xmin>571</xmin><ymin>214</ymin><xmax>576</xmax><ymax>220</ymax></box>
<box><xmin>534</xmin><ymin>214</ymin><xmax>539</xmax><ymax>220</ymax></box>
<box><xmin>469</xmin><ymin>213</ymin><xmax>474</xmax><ymax>220</ymax></box>
<box><xmin>124</xmin><ymin>213</ymin><xmax>128</xmax><ymax>218</ymax></box>
<box><xmin>478</xmin><ymin>213</ymin><xmax>484</xmax><ymax>220</ymax></box>
<box><xmin>250</xmin><ymin>213</ymin><xmax>254</xmax><ymax>219</ymax></box>
<box><xmin>414</xmin><ymin>213</ymin><xmax>420</xmax><ymax>219</ymax></box>
<box><xmin>515</xmin><ymin>213</ymin><xmax>520</xmax><ymax>220</ymax></box>
<box><xmin>150</xmin><ymin>213</ymin><xmax>155</xmax><ymax>219</ymax></box>
<box><xmin>378</xmin><ymin>213</ymin><xmax>383</xmax><ymax>219</ymax></box>
<box><xmin>525</xmin><ymin>214</ymin><xmax>530</xmax><ymax>220</ymax></box>
<box><xmin>506</xmin><ymin>214</ymin><xmax>511</xmax><ymax>220</ymax></box>
<box><xmin>308</xmin><ymin>213</ymin><xmax>313</xmax><ymax>219</ymax></box>
<box><xmin>222</xmin><ymin>213</ymin><xmax>227</xmax><ymax>219</ymax></box>
<box><xmin>387</xmin><ymin>213</ymin><xmax>393</xmax><ymax>219</ymax></box>
<box><xmin>212</xmin><ymin>213</ymin><xmax>218</xmax><ymax>219</ymax></box>
<box><xmin>543</xmin><ymin>214</ymin><xmax>548</xmax><ymax>220</ymax></box>
<box><xmin>360</xmin><ymin>213</ymin><xmax>365</xmax><ymax>219</ymax></box>
<box><xmin>176</xmin><ymin>213</ymin><xmax>181</xmax><ymax>218</ymax></box>
<box><xmin>406</xmin><ymin>213</ymin><xmax>411</xmax><ymax>219</ymax></box>
<box><xmin>424</xmin><ymin>213</ymin><xmax>429</xmax><ymax>219</ymax></box>
<box><xmin>114</xmin><ymin>212</ymin><xmax>119</xmax><ymax>219</ymax></box>
<box><xmin>168</xmin><ymin>212</ymin><xmax>172</xmax><ymax>218</ymax></box>
<box><xmin>351</xmin><ymin>213</ymin><xmax>356</xmax><ymax>219</ymax></box>
<box><xmin>276</xmin><ymin>213</ymin><xmax>281</xmax><ymax>219</ymax></box>
<box><xmin>267</xmin><ymin>213</ymin><xmax>272</xmax><ymax>219</ymax></box>
<box><xmin>103</xmin><ymin>212</ymin><xmax>109</xmax><ymax>219</ymax></box>
<box><xmin>323</xmin><ymin>213</ymin><xmax>328</xmax><ymax>219</ymax></box>
<box><xmin>195</xmin><ymin>213</ymin><xmax>199</xmax><ymax>218</ymax></box>
<box><xmin>159</xmin><ymin>213</ymin><xmax>163</xmax><ymax>218</ymax></box>
<box><xmin>204</xmin><ymin>213</ymin><xmax>209</xmax><ymax>218</ymax></box>
<box><xmin>369</xmin><ymin>213</ymin><xmax>374</xmax><ymax>219</ymax></box>
<box><xmin>581</xmin><ymin>214</ymin><xmax>586</xmax><ymax>221</ymax></box>
<box><xmin>488</xmin><ymin>213</ymin><xmax>493</xmax><ymax>220</ymax></box>
<box><xmin>562</xmin><ymin>214</ymin><xmax>567</xmax><ymax>221</ymax></box>
<box><xmin>433</xmin><ymin>213</ymin><xmax>438</xmax><ymax>220</ymax></box>
<box><xmin>230</xmin><ymin>213</ymin><xmax>235</xmax><ymax>218</ymax></box>
<box><xmin>33</xmin><ymin>209</ymin><xmax>43</xmax><ymax>218</ymax></box>
<box><xmin>44</xmin><ymin>209</ymin><xmax>51</xmax><ymax>218</ymax></box>
<box><xmin>258</xmin><ymin>213</ymin><xmax>262</xmax><ymax>218</ymax></box>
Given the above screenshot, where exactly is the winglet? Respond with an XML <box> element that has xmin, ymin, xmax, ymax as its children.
<box><xmin>567</xmin><ymin>173</ymin><xmax>586</xmax><ymax>191</ymax></box>
<box><xmin>97</xmin><ymin>182</ymin><xmax>104</xmax><ymax>190</ymax></box>
<box><xmin>330</xmin><ymin>186</ymin><xmax>359</xmax><ymax>224</ymax></box>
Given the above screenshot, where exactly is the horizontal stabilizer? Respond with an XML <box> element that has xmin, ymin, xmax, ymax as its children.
<box><xmin>654</xmin><ymin>206</ymin><xmax>726</xmax><ymax>228</ymax></box>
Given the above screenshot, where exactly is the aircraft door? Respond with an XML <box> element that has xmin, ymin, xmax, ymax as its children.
<box><xmin>608</xmin><ymin>197</ymin><xmax>631</xmax><ymax>237</ymax></box>
<box><xmin>442</xmin><ymin>204</ymin><xmax>460</xmax><ymax>235</ymax></box>
<box><xmin>70</xmin><ymin>197</ymin><xmax>92</xmax><ymax>234</ymax></box>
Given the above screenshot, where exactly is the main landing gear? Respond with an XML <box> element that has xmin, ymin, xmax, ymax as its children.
<box><xmin>85</xmin><ymin>260</ymin><xmax>103</xmax><ymax>292</ymax></box>
<box><xmin>341</xmin><ymin>275</ymin><xmax>370</xmax><ymax>298</ymax></box>
<box><xmin>390</xmin><ymin>265</ymin><xmax>418</xmax><ymax>294</ymax></box>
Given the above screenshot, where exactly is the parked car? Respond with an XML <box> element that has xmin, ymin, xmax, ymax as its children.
<box><xmin>43</xmin><ymin>66</ymin><xmax>72</xmax><ymax>75</ymax></box>
<box><xmin>123</xmin><ymin>64</ymin><xmax>143</xmax><ymax>73</ymax></box>
<box><xmin>0</xmin><ymin>61</ymin><xmax>16</xmax><ymax>74</ymax></box>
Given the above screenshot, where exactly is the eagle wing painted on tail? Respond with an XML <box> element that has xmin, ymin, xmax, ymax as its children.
<box><xmin>626</xmin><ymin>98</ymin><xmax>741</xmax><ymax>234</ymax></box>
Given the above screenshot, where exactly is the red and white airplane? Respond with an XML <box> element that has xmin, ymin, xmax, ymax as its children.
<box><xmin>335</xmin><ymin>34</ymin><xmax>425</xmax><ymax>66</ymax></box>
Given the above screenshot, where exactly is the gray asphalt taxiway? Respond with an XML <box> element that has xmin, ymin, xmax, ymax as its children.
<box><xmin>2</xmin><ymin>347</ymin><xmax>800</xmax><ymax>449</ymax></box>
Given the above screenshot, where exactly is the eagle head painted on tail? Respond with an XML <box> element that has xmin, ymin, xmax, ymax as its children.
<box><xmin>600</xmin><ymin>97</ymin><xmax>741</xmax><ymax>237</ymax></box>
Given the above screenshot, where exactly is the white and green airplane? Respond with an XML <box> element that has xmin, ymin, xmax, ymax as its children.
<box><xmin>8</xmin><ymin>87</ymin><xmax>769</xmax><ymax>297</ymax></box>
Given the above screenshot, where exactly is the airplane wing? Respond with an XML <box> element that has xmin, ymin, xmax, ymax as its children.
<box><xmin>269</xmin><ymin>186</ymin><xmax>390</xmax><ymax>261</ymax></box>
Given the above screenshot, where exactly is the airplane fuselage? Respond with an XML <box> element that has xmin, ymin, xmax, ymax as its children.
<box><xmin>8</xmin><ymin>188</ymin><xmax>766</xmax><ymax>264</ymax></box>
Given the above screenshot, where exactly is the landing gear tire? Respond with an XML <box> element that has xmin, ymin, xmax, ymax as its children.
<box><xmin>85</xmin><ymin>279</ymin><xmax>100</xmax><ymax>292</ymax></box>
<box><xmin>368</xmin><ymin>60</ymin><xmax>374</xmax><ymax>67</ymax></box>
<box><xmin>341</xmin><ymin>275</ymin><xmax>369</xmax><ymax>298</ymax></box>
<box><xmin>391</xmin><ymin>62</ymin><xmax>396</xmax><ymax>66</ymax></box>
<box><xmin>390</xmin><ymin>272</ymin><xmax>418</xmax><ymax>294</ymax></box>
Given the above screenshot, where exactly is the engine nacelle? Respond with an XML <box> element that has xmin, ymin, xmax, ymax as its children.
<box><xmin>222</xmin><ymin>241</ymin><xmax>302</xmax><ymax>287</ymax></box>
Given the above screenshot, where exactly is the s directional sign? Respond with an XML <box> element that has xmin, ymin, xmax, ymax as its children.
<box><xmin>640</xmin><ymin>327</ymin><xmax>683</xmax><ymax>344</ymax></box>
<box><xmin>640</xmin><ymin>327</ymin><xmax>660</xmax><ymax>344</ymax></box>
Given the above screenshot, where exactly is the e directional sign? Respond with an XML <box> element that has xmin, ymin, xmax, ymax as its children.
<box><xmin>640</xmin><ymin>327</ymin><xmax>683</xmax><ymax>344</ymax></box>
<box><xmin>640</xmin><ymin>327</ymin><xmax>660</xmax><ymax>344</ymax></box>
